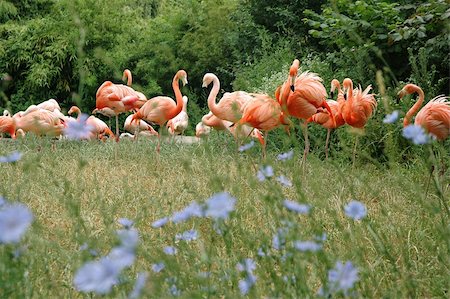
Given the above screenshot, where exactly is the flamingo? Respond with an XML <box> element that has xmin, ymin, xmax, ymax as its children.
<box><xmin>307</xmin><ymin>79</ymin><xmax>346</xmax><ymax>159</ymax></box>
<box><xmin>239</xmin><ymin>93</ymin><xmax>290</xmax><ymax>158</ymax></box>
<box><xmin>131</xmin><ymin>70</ymin><xmax>188</xmax><ymax>152</ymax></box>
<box><xmin>278</xmin><ymin>59</ymin><xmax>335</xmax><ymax>162</ymax></box>
<box><xmin>14</xmin><ymin>109</ymin><xmax>65</xmax><ymax>137</ymax></box>
<box><xmin>95</xmin><ymin>69</ymin><xmax>148</xmax><ymax>136</ymax></box>
<box><xmin>203</xmin><ymin>73</ymin><xmax>254</xmax><ymax>123</ymax></box>
<box><xmin>68</xmin><ymin>106</ymin><xmax>115</xmax><ymax>140</ymax></box>
<box><xmin>124</xmin><ymin>114</ymin><xmax>158</xmax><ymax>138</ymax></box>
<box><xmin>195</xmin><ymin>121</ymin><xmax>212</xmax><ymax>138</ymax></box>
<box><xmin>122</xmin><ymin>69</ymin><xmax>148</xmax><ymax>103</ymax></box>
<box><xmin>167</xmin><ymin>96</ymin><xmax>189</xmax><ymax>136</ymax></box>
<box><xmin>0</xmin><ymin>112</ymin><xmax>16</xmax><ymax>139</ymax></box>
<box><xmin>398</xmin><ymin>83</ymin><xmax>450</xmax><ymax>140</ymax></box>
<box><xmin>341</xmin><ymin>78</ymin><xmax>377</xmax><ymax>164</ymax></box>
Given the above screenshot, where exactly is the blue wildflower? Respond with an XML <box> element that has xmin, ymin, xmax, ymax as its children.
<box><xmin>256</xmin><ymin>165</ymin><xmax>274</xmax><ymax>182</ymax></box>
<box><xmin>383</xmin><ymin>110</ymin><xmax>399</xmax><ymax>124</ymax></box>
<box><xmin>152</xmin><ymin>262</ymin><xmax>165</xmax><ymax>273</ymax></box>
<box><xmin>73</xmin><ymin>258</ymin><xmax>120</xmax><ymax>294</ymax></box>
<box><xmin>0</xmin><ymin>203</ymin><xmax>33</xmax><ymax>244</ymax></box>
<box><xmin>118</xmin><ymin>218</ymin><xmax>134</xmax><ymax>229</ymax></box>
<box><xmin>283</xmin><ymin>200</ymin><xmax>311</xmax><ymax>214</ymax></box>
<box><xmin>0</xmin><ymin>151</ymin><xmax>22</xmax><ymax>163</ymax></box>
<box><xmin>402</xmin><ymin>124</ymin><xmax>430</xmax><ymax>144</ymax></box>
<box><xmin>276</xmin><ymin>175</ymin><xmax>293</xmax><ymax>187</ymax></box>
<box><xmin>63</xmin><ymin>114</ymin><xmax>95</xmax><ymax>140</ymax></box>
<box><xmin>272</xmin><ymin>228</ymin><xmax>287</xmax><ymax>250</ymax></box>
<box><xmin>175</xmin><ymin>229</ymin><xmax>199</xmax><ymax>241</ymax></box>
<box><xmin>328</xmin><ymin>261</ymin><xmax>359</xmax><ymax>293</ymax></box>
<box><xmin>277</xmin><ymin>149</ymin><xmax>294</xmax><ymax>161</ymax></box>
<box><xmin>237</xmin><ymin>258</ymin><xmax>257</xmax><ymax>273</ymax></box>
<box><xmin>169</xmin><ymin>284</ymin><xmax>181</xmax><ymax>296</ymax></box>
<box><xmin>171</xmin><ymin>202</ymin><xmax>203</xmax><ymax>223</ymax></box>
<box><xmin>344</xmin><ymin>200</ymin><xmax>367</xmax><ymax>220</ymax></box>
<box><xmin>151</xmin><ymin>217</ymin><xmax>169</xmax><ymax>228</ymax></box>
<box><xmin>294</xmin><ymin>240</ymin><xmax>323</xmax><ymax>252</ymax></box>
<box><xmin>257</xmin><ymin>247</ymin><xmax>268</xmax><ymax>257</ymax></box>
<box><xmin>163</xmin><ymin>246</ymin><xmax>177</xmax><ymax>255</ymax></box>
<box><xmin>116</xmin><ymin>228</ymin><xmax>139</xmax><ymax>249</ymax></box>
<box><xmin>106</xmin><ymin>246</ymin><xmax>135</xmax><ymax>270</ymax></box>
<box><xmin>238</xmin><ymin>273</ymin><xmax>257</xmax><ymax>295</ymax></box>
<box><xmin>239</xmin><ymin>140</ymin><xmax>255</xmax><ymax>152</ymax></box>
<box><xmin>129</xmin><ymin>272</ymin><xmax>149</xmax><ymax>299</ymax></box>
<box><xmin>205</xmin><ymin>192</ymin><xmax>236</xmax><ymax>220</ymax></box>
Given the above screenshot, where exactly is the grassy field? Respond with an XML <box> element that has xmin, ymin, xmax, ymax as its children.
<box><xmin>0</xmin><ymin>134</ymin><xmax>449</xmax><ymax>298</ymax></box>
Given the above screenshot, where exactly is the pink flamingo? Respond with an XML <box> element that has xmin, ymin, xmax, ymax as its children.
<box><xmin>166</xmin><ymin>96</ymin><xmax>189</xmax><ymax>136</ymax></box>
<box><xmin>278</xmin><ymin>59</ymin><xmax>335</xmax><ymax>162</ymax></box>
<box><xmin>398</xmin><ymin>83</ymin><xmax>449</xmax><ymax>140</ymax></box>
<box><xmin>307</xmin><ymin>79</ymin><xmax>346</xmax><ymax>159</ymax></box>
<box><xmin>68</xmin><ymin>106</ymin><xmax>115</xmax><ymax>140</ymax></box>
<box><xmin>131</xmin><ymin>70</ymin><xmax>188</xmax><ymax>152</ymax></box>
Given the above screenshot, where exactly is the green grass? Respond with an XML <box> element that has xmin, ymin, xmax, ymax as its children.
<box><xmin>0</xmin><ymin>134</ymin><xmax>449</xmax><ymax>298</ymax></box>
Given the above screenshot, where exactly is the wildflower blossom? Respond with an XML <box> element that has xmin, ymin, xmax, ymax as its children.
<box><xmin>277</xmin><ymin>149</ymin><xmax>294</xmax><ymax>161</ymax></box>
<box><xmin>283</xmin><ymin>200</ymin><xmax>311</xmax><ymax>214</ymax></box>
<box><xmin>171</xmin><ymin>202</ymin><xmax>203</xmax><ymax>223</ymax></box>
<box><xmin>205</xmin><ymin>192</ymin><xmax>236</xmax><ymax>220</ymax></box>
<box><xmin>152</xmin><ymin>262</ymin><xmax>165</xmax><ymax>273</ymax></box>
<box><xmin>73</xmin><ymin>258</ymin><xmax>120</xmax><ymax>294</ymax></box>
<box><xmin>328</xmin><ymin>261</ymin><xmax>359</xmax><ymax>293</ymax></box>
<box><xmin>344</xmin><ymin>200</ymin><xmax>367</xmax><ymax>220</ymax></box>
<box><xmin>106</xmin><ymin>246</ymin><xmax>136</xmax><ymax>270</ymax></box>
<box><xmin>257</xmin><ymin>247</ymin><xmax>268</xmax><ymax>257</ymax></box>
<box><xmin>294</xmin><ymin>240</ymin><xmax>323</xmax><ymax>252</ymax></box>
<box><xmin>0</xmin><ymin>151</ymin><xmax>22</xmax><ymax>163</ymax></box>
<box><xmin>239</xmin><ymin>140</ymin><xmax>255</xmax><ymax>152</ymax></box>
<box><xmin>64</xmin><ymin>114</ymin><xmax>94</xmax><ymax>140</ymax></box>
<box><xmin>129</xmin><ymin>272</ymin><xmax>149</xmax><ymax>299</ymax></box>
<box><xmin>175</xmin><ymin>229</ymin><xmax>199</xmax><ymax>241</ymax></box>
<box><xmin>402</xmin><ymin>124</ymin><xmax>430</xmax><ymax>144</ymax></box>
<box><xmin>276</xmin><ymin>175</ymin><xmax>293</xmax><ymax>187</ymax></box>
<box><xmin>0</xmin><ymin>203</ymin><xmax>33</xmax><ymax>244</ymax></box>
<box><xmin>383</xmin><ymin>110</ymin><xmax>399</xmax><ymax>124</ymax></box>
<box><xmin>237</xmin><ymin>258</ymin><xmax>256</xmax><ymax>273</ymax></box>
<box><xmin>163</xmin><ymin>246</ymin><xmax>177</xmax><ymax>255</ymax></box>
<box><xmin>118</xmin><ymin>218</ymin><xmax>134</xmax><ymax>229</ymax></box>
<box><xmin>272</xmin><ymin>228</ymin><xmax>287</xmax><ymax>250</ymax></box>
<box><xmin>169</xmin><ymin>284</ymin><xmax>181</xmax><ymax>296</ymax></box>
<box><xmin>151</xmin><ymin>217</ymin><xmax>169</xmax><ymax>228</ymax></box>
<box><xmin>256</xmin><ymin>165</ymin><xmax>274</xmax><ymax>182</ymax></box>
<box><xmin>238</xmin><ymin>274</ymin><xmax>257</xmax><ymax>295</ymax></box>
<box><xmin>116</xmin><ymin>228</ymin><xmax>139</xmax><ymax>249</ymax></box>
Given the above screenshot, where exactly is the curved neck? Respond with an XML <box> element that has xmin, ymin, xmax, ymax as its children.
<box><xmin>168</xmin><ymin>72</ymin><xmax>184</xmax><ymax>120</ymax></box>
<box><xmin>280</xmin><ymin>59</ymin><xmax>299</xmax><ymax>106</ymax></box>
<box><xmin>346</xmin><ymin>80</ymin><xmax>354</xmax><ymax>106</ymax></box>
<box><xmin>70</xmin><ymin>106</ymin><xmax>82</xmax><ymax>119</ymax></box>
<box><xmin>404</xmin><ymin>86</ymin><xmax>424</xmax><ymax>126</ymax></box>
<box><xmin>123</xmin><ymin>69</ymin><xmax>132</xmax><ymax>86</ymax></box>
<box><xmin>207</xmin><ymin>76</ymin><xmax>221</xmax><ymax>117</ymax></box>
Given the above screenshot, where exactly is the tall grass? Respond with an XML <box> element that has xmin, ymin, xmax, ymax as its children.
<box><xmin>0</xmin><ymin>131</ymin><xmax>448</xmax><ymax>298</ymax></box>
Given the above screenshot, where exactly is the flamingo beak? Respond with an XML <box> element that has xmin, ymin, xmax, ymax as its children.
<box><xmin>290</xmin><ymin>85</ymin><xmax>294</xmax><ymax>92</ymax></box>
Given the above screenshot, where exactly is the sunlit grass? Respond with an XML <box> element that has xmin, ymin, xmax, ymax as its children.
<box><xmin>0</xmin><ymin>133</ymin><xmax>449</xmax><ymax>298</ymax></box>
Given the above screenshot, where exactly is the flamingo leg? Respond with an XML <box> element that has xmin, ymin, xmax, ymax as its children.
<box><xmin>262</xmin><ymin>131</ymin><xmax>268</xmax><ymax>160</ymax></box>
<box><xmin>325</xmin><ymin>128</ymin><xmax>331</xmax><ymax>160</ymax></box>
<box><xmin>156</xmin><ymin>127</ymin><xmax>161</xmax><ymax>153</ymax></box>
<box><xmin>352</xmin><ymin>135</ymin><xmax>359</xmax><ymax>168</ymax></box>
<box><xmin>302</xmin><ymin>121</ymin><xmax>309</xmax><ymax>164</ymax></box>
<box><xmin>115</xmin><ymin>115</ymin><xmax>119</xmax><ymax>137</ymax></box>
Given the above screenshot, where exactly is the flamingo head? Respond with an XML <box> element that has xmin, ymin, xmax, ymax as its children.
<box><xmin>202</xmin><ymin>73</ymin><xmax>216</xmax><ymax>88</ymax></box>
<box><xmin>177</xmin><ymin>70</ymin><xmax>188</xmax><ymax>86</ymax></box>
<box><xmin>342</xmin><ymin>78</ymin><xmax>353</xmax><ymax>100</ymax></box>
<box><xmin>397</xmin><ymin>83</ymin><xmax>418</xmax><ymax>99</ymax></box>
<box><xmin>67</xmin><ymin>106</ymin><xmax>78</xmax><ymax>115</ymax></box>
<box><xmin>330</xmin><ymin>79</ymin><xmax>340</xmax><ymax>99</ymax></box>
<box><xmin>289</xmin><ymin>59</ymin><xmax>300</xmax><ymax>91</ymax></box>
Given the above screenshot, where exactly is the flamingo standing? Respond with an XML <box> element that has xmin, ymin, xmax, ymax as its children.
<box><xmin>278</xmin><ymin>59</ymin><xmax>335</xmax><ymax>162</ymax></box>
<box><xmin>398</xmin><ymin>84</ymin><xmax>449</xmax><ymax>140</ymax></box>
<box><xmin>341</xmin><ymin>78</ymin><xmax>377</xmax><ymax>164</ymax></box>
<box><xmin>94</xmin><ymin>69</ymin><xmax>148</xmax><ymax>136</ymax></box>
<box><xmin>203</xmin><ymin>73</ymin><xmax>254</xmax><ymax>123</ymax></box>
<box><xmin>68</xmin><ymin>106</ymin><xmax>115</xmax><ymax>140</ymax></box>
<box><xmin>239</xmin><ymin>93</ymin><xmax>290</xmax><ymax>158</ymax></box>
<box><xmin>307</xmin><ymin>79</ymin><xmax>346</xmax><ymax>159</ymax></box>
<box><xmin>167</xmin><ymin>96</ymin><xmax>189</xmax><ymax>136</ymax></box>
<box><xmin>131</xmin><ymin>70</ymin><xmax>188</xmax><ymax>152</ymax></box>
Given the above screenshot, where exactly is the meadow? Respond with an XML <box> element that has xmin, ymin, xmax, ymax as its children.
<box><xmin>1</xmin><ymin>130</ymin><xmax>449</xmax><ymax>298</ymax></box>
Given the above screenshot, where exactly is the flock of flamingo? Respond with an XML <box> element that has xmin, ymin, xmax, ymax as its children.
<box><xmin>0</xmin><ymin>59</ymin><xmax>449</xmax><ymax>158</ymax></box>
